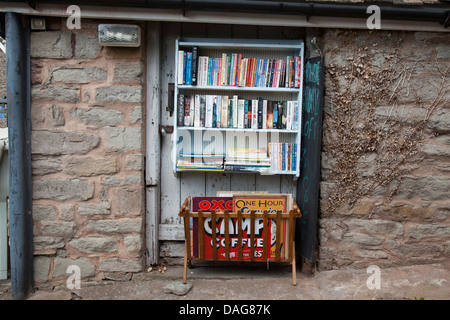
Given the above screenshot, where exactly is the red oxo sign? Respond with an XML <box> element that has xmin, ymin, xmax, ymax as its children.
<box><xmin>192</xmin><ymin>197</ymin><xmax>233</xmax><ymax>212</ymax></box>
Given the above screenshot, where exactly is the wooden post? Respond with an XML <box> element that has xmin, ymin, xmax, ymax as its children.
<box><xmin>211</xmin><ymin>210</ymin><xmax>217</xmax><ymax>261</ymax></box>
<box><xmin>275</xmin><ymin>210</ymin><xmax>281</xmax><ymax>263</ymax></box>
<box><xmin>292</xmin><ymin>241</ymin><xmax>297</xmax><ymax>286</ymax></box>
<box><xmin>198</xmin><ymin>210</ymin><xmax>204</xmax><ymax>260</ymax></box>
<box><xmin>250</xmin><ymin>210</ymin><xmax>255</xmax><ymax>262</ymax></box>
<box><xmin>262</xmin><ymin>210</ymin><xmax>268</xmax><ymax>262</ymax></box>
<box><xmin>183</xmin><ymin>240</ymin><xmax>188</xmax><ymax>284</ymax></box>
<box><xmin>237</xmin><ymin>210</ymin><xmax>243</xmax><ymax>262</ymax></box>
<box><xmin>224</xmin><ymin>209</ymin><xmax>230</xmax><ymax>261</ymax></box>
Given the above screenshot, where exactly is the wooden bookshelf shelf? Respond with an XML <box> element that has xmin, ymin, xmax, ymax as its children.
<box><xmin>178</xmin><ymin>85</ymin><xmax>301</xmax><ymax>93</ymax></box>
<box><xmin>173</xmin><ymin>37</ymin><xmax>304</xmax><ymax>179</ymax></box>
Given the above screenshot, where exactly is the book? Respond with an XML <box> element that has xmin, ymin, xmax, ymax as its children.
<box><xmin>295</xmin><ymin>56</ymin><xmax>301</xmax><ymax>88</ymax></box>
<box><xmin>189</xmin><ymin>95</ymin><xmax>195</xmax><ymax>126</ymax></box>
<box><xmin>228</xmin><ymin>97</ymin><xmax>233</xmax><ymax>128</ymax></box>
<box><xmin>191</xmin><ymin>46</ymin><xmax>198</xmax><ymax>85</ymax></box>
<box><xmin>267</xmin><ymin>101</ymin><xmax>273</xmax><ymax>129</ymax></box>
<box><xmin>194</xmin><ymin>94</ymin><xmax>201</xmax><ymax>127</ymax></box>
<box><xmin>185</xmin><ymin>52</ymin><xmax>192</xmax><ymax>85</ymax></box>
<box><xmin>178</xmin><ymin>50</ymin><xmax>184</xmax><ymax>85</ymax></box>
<box><xmin>199</xmin><ymin>95</ymin><xmax>206</xmax><ymax>127</ymax></box>
<box><xmin>221</xmin><ymin>95</ymin><xmax>229</xmax><ymax>128</ymax></box>
<box><xmin>262</xmin><ymin>99</ymin><xmax>267</xmax><ymax>129</ymax></box>
<box><xmin>212</xmin><ymin>95</ymin><xmax>217</xmax><ymax>128</ymax></box>
<box><xmin>251</xmin><ymin>99</ymin><xmax>258</xmax><ymax>129</ymax></box>
<box><xmin>232</xmin><ymin>95</ymin><xmax>238</xmax><ymax>128</ymax></box>
<box><xmin>216</xmin><ymin>95</ymin><xmax>222</xmax><ymax>128</ymax></box>
<box><xmin>292</xmin><ymin>100</ymin><xmax>299</xmax><ymax>131</ymax></box>
<box><xmin>205</xmin><ymin>95</ymin><xmax>213</xmax><ymax>128</ymax></box>
<box><xmin>177</xmin><ymin>93</ymin><xmax>184</xmax><ymax>126</ymax></box>
<box><xmin>184</xmin><ymin>96</ymin><xmax>191</xmax><ymax>126</ymax></box>
<box><xmin>237</xmin><ymin>99</ymin><xmax>245</xmax><ymax>129</ymax></box>
<box><xmin>257</xmin><ymin>97</ymin><xmax>263</xmax><ymax>129</ymax></box>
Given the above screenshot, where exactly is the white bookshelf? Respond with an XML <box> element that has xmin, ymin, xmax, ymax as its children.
<box><xmin>173</xmin><ymin>37</ymin><xmax>304</xmax><ymax>179</ymax></box>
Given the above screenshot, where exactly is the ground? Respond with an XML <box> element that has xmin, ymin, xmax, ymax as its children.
<box><xmin>0</xmin><ymin>262</ymin><xmax>449</xmax><ymax>300</ymax></box>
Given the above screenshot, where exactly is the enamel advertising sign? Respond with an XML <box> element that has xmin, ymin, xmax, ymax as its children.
<box><xmin>191</xmin><ymin>195</ymin><xmax>289</xmax><ymax>260</ymax></box>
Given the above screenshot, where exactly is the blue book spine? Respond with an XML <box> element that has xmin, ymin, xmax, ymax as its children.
<box><xmin>183</xmin><ymin>51</ymin><xmax>187</xmax><ymax>84</ymax></box>
<box><xmin>282</xmin><ymin>143</ymin><xmax>286</xmax><ymax>171</ymax></box>
<box><xmin>292</xmin><ymin>143</ymin><xmax>297</xmax><ymax>172</ymax></box>
<box><xmin>186</xmin><ymin>52</ymin><xmax>192</xmax><ymax>85</ymax></box>
<box><xmin>273</xmin><ymin>107</ymin><xmax>278</xmax><ymax>129</ymax></box>
<box><xmin>254</xmin><ymin>59</ymin><xmax>260</xmax><ymax>87</ymax></box>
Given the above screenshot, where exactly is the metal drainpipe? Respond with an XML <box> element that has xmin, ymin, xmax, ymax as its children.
<box><xmin>6</xmin><ymin>12</ymin><xmax>33</xmax><ymax>300</ymax></box>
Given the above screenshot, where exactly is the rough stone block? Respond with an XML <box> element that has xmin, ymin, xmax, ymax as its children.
<box><xmin>116</xmin><ymin>188</ymin><xmax>143</xmax><ymax>216</ymax></box>
<box><xmin>75</xmin><ymin>33</ymin><xmax>100</xmax><ymax>59</ymax></box>
<box><xmin>40</xmin><ymin>221</ymin><xmax>76</xmax><ymax>237</ymax></box>
<box><xmin>33</xmin><ymin>204</ymin><xmax>57</xmax><ymax>221</ymax></box>
<box><xmin>163</xmin><ymin>281</ymin><xmax>193</xmax><ymax>296</ymax></box>
<box><xmin>50</xmin><ymin>105</ymin><xmax>65</xmax><ymax>126</ymax></box>
<box><xmin>129</xmin><ymin>106</ymin><xmax>142</xmax><ymax>124</ymax></box>
<box><xmin>409</xmin><ymin>224</ymin><xmax>450</xmax><ymax>239</ymax></box>
<box><xmin>126</xmin><ymin>154</ymin><xmax>143</xmax><ymax>171</ymax></box>
<box><xmin>66</xmin><ymin>157</ymin><xmax>117</xmax><ymax>176</ymax></box>
<box><xmin>34</xmin><ymin>236</ymin><xmax>65</xmax><ymax>253</ymax></box>
<box><xmin>59</xmin><ymin>204</ymin><xmax>76</xmax><ymax>221</ymax></box>
<box><xmin>32</xmin><ymin>130</ymin><xmax>99</xmax><ymax>155</ymax></box>
<box><xmin>124</xmin><ymin>235</ymin><xmax>142</xmax><ymax>256</ymax></box>
<box><xmin>103</xmin><ymin>175</ymin><xmax>142</xmax><ymax>186</ymax></box>
<box><xmin>69</xmin><ymin>237</ymin><xmax>117</xmax><ymax>253</ymax></box>
<box><xmin>34</xmin><ymin>256</ymin><xmax>52</xmax><ymax>282</ymax></box>
<box><xmin>396</xmin><ymin>176</ymin><xmax>449</xmax><ymax>201</ymax></box>
<box><xmin>51</xmin><ymin>67</ymin><xmax>107</xmax><ymax>84</ymax></box>
<box><xmin>31</xmin><ymin>31</ymin><xmax>72</xmax><ymax>59</ymax></box>
<box><xmin>436</xmin><ymin>45</ymin><xmax>450</xmax><ymax>59</ymax></box>
<box><xmin>71</xmin><ymin>106</ymin><xmax>123</xmax><ymax>127</ymax></box>
<box><xmin>95</xmin><ymin>85</ymin><xmax>142</xmax><ymax>102</ymax></box>
<box><xmin>33</xmin><ymin>179</ymin><xmax>94</xmax><ymax>201</ymax></box>
<box><xmin>341</xmin><ymin>232</ymin><xmax>384</xmax><ymax>248</ymax></box>
<box><xmin>386</xmin><ymin>239</ymin><xmax>444</xmax><ymax>257</ymax></box>
<box><xmin>114</xmin><ymin>62</ymin><xmax>144</xmax><ymax>82</ymax></box>
<box><xmin>52</xmin><ymin>257</ymin><xmax>96</xmax><ymax>278</ymax></box>
<box><xmin>345</xmin><ymin>218</ymin><xmax>404</xmax><ymax>236</ymax></box>
<box><xmin>78</xmin><ymin>202</ymin><xmax>111</xmax><ymax>216</ymax></box>
<box><xmin>105</xmin><ymin>127</ymin><xmax>142</xmax><ymax>152</ymax></box>
<box><xmin>32</xmin><ymin>158</ymin><xmax>63</xmax><ymax>176</ymax></box>
<box><xmin>86</xmin><ymin>218</ymin><xmax>142</xmax><ymax>234</ymax></box>
<box><xmin>99</xmin><ymin>258</ymin><xmax>142</xmax><ymax>272</ymax></box>
<box><xmin>32</xmin><ymin>85</ymin><xmax>80</xmax><ymax>102</ymax></box>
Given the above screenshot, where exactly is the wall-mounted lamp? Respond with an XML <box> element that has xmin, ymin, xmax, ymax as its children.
<box><xmin>30</xmin><ymin>18</ymin><xmax>46</xmax><ymax>31</ymax></box>
<box><xmin>98</xmin><ymin>24</ymin><xmax>141</xmax><ymax>47</ymax></box>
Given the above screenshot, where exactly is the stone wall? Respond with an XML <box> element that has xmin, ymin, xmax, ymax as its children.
<box><xmin>318</xmin><ymin>29</ymin><xmax>450</xmax><ymax>270</ymax></box>
<box><xmin>30</xmin><ymin>18</ymin><xmax>146</xmax><ymax>285</ymax></box>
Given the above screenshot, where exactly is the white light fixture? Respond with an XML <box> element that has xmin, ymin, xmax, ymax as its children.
<box><xmin>98</xmin><ymin>24</ymin><xmax>141</xmax><ymax>47</ymax></box>
<box><xmin>30</xmin><ymin>18</ymin><xmax>46</xmax><ymax>30</ymax></box>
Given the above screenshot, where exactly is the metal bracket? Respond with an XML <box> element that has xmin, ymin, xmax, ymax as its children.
<box><xmin>167</xmin><ymin>83</ymin><xmax>174</xmax><ymax>116</ymax></box>
<box><xmin>159</xmin><ymin>125</ymin><xmax>174</xmax><ymax>136</ymax></box>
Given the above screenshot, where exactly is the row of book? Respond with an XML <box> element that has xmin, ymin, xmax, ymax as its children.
<box><xmin>178</xmin><ymin>94</ymin><xmax>300</xmax><ymax>130</ymax></box>
<box><xmin>268</xmin><ymin>143</ymin><xmax>297</xmax><ymax>172</ymax></box>
<box><xmin>176</xmin><ymin>145</ymin><xmax>297</xmax><ymax>173</ymax></box>
<box><xmin>225</xmin><ymin>147</ymin><xmax>270</xmax><ymax>173</ymax></box>
<box><xmin>178</xmin><ymin>47</ymin><xmax>302</xmax><ymax>88</ymax></box>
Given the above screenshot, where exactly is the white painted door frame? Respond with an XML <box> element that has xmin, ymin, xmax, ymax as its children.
<box><xmin>145</xmin><ymin>21</ymin><xmax>162</xmax><ymax>266</ymax></box>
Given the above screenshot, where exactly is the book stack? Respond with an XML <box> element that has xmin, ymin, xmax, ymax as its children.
<box><xmin>268</xmin><ymin>143</ymin><xmax>297</xmax><ymax>172</ymax></box>
<box><xmin>178</xmin><ymin>94</ymin><xmax>299</xmax><ymax>131</ymax></box>
<box><xmin>177</xmin><ymin>152</ymin><xmax>225</xmax><ymax>171</ymax></box>
<box><xmin>224</xmin><ymin>147</ymin><xmax>271</xmax><ymax>173</ymax></box>
<box><xmin>178</xmin><ymin>47</ymin><xmax>302</xmax><ymax>88</ymax></box>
